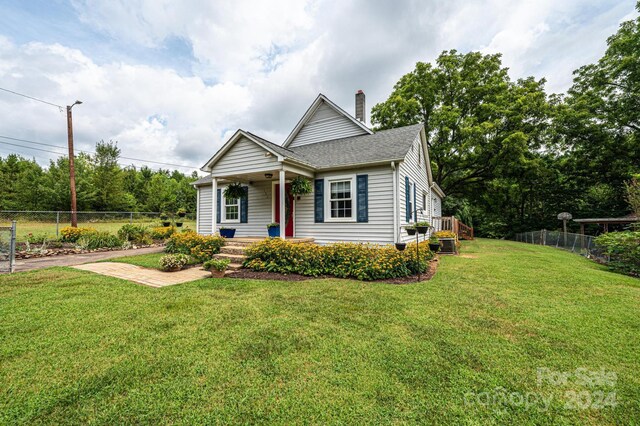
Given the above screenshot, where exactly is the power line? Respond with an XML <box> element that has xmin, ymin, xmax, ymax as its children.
<box><xmin>0</xmin><ymin>142</ymin><xmax>194</xmax><ymax>174</ymax></box>
<box><xmin>0</xmin><ymin>87</ymin><xmax>63</xmax><ymax>110</ymax></box>
<box><xmin>0</xmin><ymin>135</ymin><xmax>199</xmax><ymax>170</ymax></box>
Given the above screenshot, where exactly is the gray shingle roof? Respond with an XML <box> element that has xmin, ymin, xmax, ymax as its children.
<box><xmin>288</xmin><ymin>123</ymin><xmax>424</xmax><ymax>169</ymax></box>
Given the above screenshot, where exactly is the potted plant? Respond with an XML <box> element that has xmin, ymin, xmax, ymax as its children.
<box><xmin>224</xmin><ymin>182</ymin><xmax>246</xmax><ymax>200</ymax></box>
<box><xmin>159</xmin><ymin>254</ymin><xmax>189</xmax><ymax>272</ymax></box>
<box><xmin>160</xmin><ymin>212</ymin><xmax>171</xmax><ymax>227</ymax></box>
<box><xmin>428</xmin><ymin>234</ymin><xmax>440</xmax><ymax>252</ymax></box>
<box><xmin>290</xmin><ymin>176</ymin><xmax>312</xmax><ymax>200</ymax></box>
<box><xmin>203</xmin><ymin>258</ymin><xmax>230</xmax><ymax>278</ymax></box>
<box><xmin>267</xmin><ymin>222</ymin><xmax>280</xmax><ymax>238</ymax></box>
<box><xmin>219</xmin><ymin>227</ymin><xmax>236</xmax><ymax>238</ymax></box>
<box><xmin>177</xmin><ymin>208</ymin><xmax>186</xmax><ymax>218</ymax></box>
<box><xmin>395</xmin><ymin>242</ymin><xmax>407</xmax><ymax>251</ymax></box>
<box><xmin>405</xmin><ymin>225</ymin><xmax>417</xmax><ymax>236</ymax></box>
<box><xmin>415</xmin><ymin>221</ymin><xmax>430</xmax><ymax>234</ymax></box>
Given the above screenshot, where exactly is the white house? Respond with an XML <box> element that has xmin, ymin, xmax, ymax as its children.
<box><xmin>193</xmin><ymin>92</ymin><xmax>445</xmax><ymax>244</ymax></box>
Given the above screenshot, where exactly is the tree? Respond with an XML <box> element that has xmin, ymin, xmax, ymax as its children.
<box><xmin>371</xmin><ymin>50</ymin><xmax>550</xmax><ymax>197</ymax></box>
<box><xmin>90</xmin><ymin>140</ymin><xmax>135</xmax><ymax>211</ymax></box>
<box><xmin>626</xmin><ymin>175</ymin><xmax>640</xmax><ymax>217</ymax></box>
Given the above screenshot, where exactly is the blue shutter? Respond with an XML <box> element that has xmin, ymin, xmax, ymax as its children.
<box><xmin>356</xmin><ymin>175</ymin><xmax>368</xmax><ymax>222</ymax></box>
<box><xmin>413</xmin><ymin>183</ymin><xmax>417</xmax><ymax>220</ymax></box>
<box><xmin>216</xmin><ymin>188</ymin><xmax>221</xmax><ymax>224</ymax></box>
<box><xmin>405</xmin><ymin>176</ymin><xmax>410</xmax><ymax>222</ymax></box>
<box><xmin>240</xmin><ymin>186</ymin><xmax>248</xmax><ymax>223</ymax></box>
<box><xmin>314</xmin><ymin>179</ymin><xmax>324</xmax><ymax>223</ymax></box>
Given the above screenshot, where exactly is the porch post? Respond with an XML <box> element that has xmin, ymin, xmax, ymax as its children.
<box><xmin>212</xmin><ymin>176</ymin><xmax>217</xmax><ymax>235</ymax></box>
<box><xmin>279</xmin><ymin>169</ymin><xmax>286</xmax><ymax>240</ymax></box>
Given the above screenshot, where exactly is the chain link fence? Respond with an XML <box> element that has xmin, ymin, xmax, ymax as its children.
<box><xmin>513</xmin><ymin>229</ymin><xmax>607</xmax><ymax>262</ymax></box>
<box><xmin>0</xmin><ymin>211</ymin><xmax>196</xmax><ymax>242</ymax></box>
<box><xmin>0</xmin><ymin>221</ymin><xmax>17</xmax><ymax>273</ymax></box>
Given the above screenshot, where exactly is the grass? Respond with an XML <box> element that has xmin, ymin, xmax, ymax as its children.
<box><xmin>103</xmin><ymin>252</ymin><xmax>200</xmax><ymax>270</ymax></box>
<box><xmin>5</xmin><ymin>220</ymin><xmax>196</xmax><ymax>242</ymax></box>
<box><xmin>0</xmin><ymin>239</ymin><xmax>638</xmax><ymax>424</ymax></box>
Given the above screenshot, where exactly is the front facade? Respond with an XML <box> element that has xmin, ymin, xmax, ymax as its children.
<box><xmin>194</xmin><ymin>93</ymin><xmax>444</xmax><ymax>245</ymax></box>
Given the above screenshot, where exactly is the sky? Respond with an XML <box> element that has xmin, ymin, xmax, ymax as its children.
<box><xmin>0</xmin><ymin>0</ymin><xmax>637</xmax><ymax>174</ymax></box>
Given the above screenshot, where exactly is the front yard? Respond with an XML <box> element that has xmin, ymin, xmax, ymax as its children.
<box><xmin>0</xmin><ymin>239</ymin><xmax>638</xmax><ymax>424</ymax></box>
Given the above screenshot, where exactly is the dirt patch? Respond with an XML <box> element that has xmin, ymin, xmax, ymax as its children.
<box><xmin>228</xmin><ymin>258</ymin><xmax>439</xmax><ymax>284</ymax></box>
<box><xmin>459</xmin><ymin>254</ymin><xmax>479</xmax><ymax>259</ymax></box>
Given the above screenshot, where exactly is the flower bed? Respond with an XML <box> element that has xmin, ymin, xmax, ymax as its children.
<box><xmin>244</xmin><ymin>239</ymin><xmax>434</xmax><ymax>281</ymax></box>
<box><xmin>164</xmin><ymin>230</ymin><xmax>225</xmax><ymax>262</ymax></box>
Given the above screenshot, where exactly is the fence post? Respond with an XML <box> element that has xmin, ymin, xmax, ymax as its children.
<box><xmin>56</xmin><ymin>211</ymin><xmax>60</xmax><ymax>237</ymax></box>
<box><xmin>130</xmin><ymin>212</ymin><xmax>133</xmax><ymax>224</ymax></box>
<box><xmin>9</xmin><ymin>221</ymin><xmax>16</xmax><ymax>273</ymax></box>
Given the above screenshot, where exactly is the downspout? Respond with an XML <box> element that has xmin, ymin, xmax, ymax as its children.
<box><xmin>391</xmin><ymin>161</ymin><xmax>398</xmax><ymax>243</ymax></box>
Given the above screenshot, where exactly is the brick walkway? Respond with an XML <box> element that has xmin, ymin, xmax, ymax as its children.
<box><xmin>73</xmin><ymin>262</ymin><xmax>211</xmax><ymax>287</ymax></box>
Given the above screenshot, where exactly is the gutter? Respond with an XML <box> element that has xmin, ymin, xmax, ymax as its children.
<box><xmin>392</xmin><ymin>161</ymin><xmax>397</xmax><ymax>243</ymax></box>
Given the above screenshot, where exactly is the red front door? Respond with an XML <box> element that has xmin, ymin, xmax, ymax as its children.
<box><xmin>274</xmin><ymin>184</ymin><xmax>294</xmax><ymax>237</ymax></box>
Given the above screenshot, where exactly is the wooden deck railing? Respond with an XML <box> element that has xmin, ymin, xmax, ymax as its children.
<box><xmin>432</xmin><ymin>216</ymin><xmax>474</xmax><ymax>240</ymax></box>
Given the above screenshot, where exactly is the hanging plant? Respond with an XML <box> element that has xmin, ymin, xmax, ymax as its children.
<box><xmin>223</xmin><ymin>182</ymin><xmax>245</xmax><ymax>200</ymax></box>
<box><xmin>290</xmin><ymin>176</ymin><xmax>312</xmax><ymax>196</ymax></box>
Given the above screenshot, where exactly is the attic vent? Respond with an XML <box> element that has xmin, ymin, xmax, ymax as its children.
<box><xmin>355</xmin><ymin>90</ymin><xmax>365</xmax><ymax>123</ymax></box>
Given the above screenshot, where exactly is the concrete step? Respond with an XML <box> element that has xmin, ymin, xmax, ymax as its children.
<box><xmin>227</xmin><ymin>262</ymin><xmax>243</xmax><ymax>270</ymax></box>
<box><xmin>214</xmin><ymin>253</ymin><xmax>246</xmax><ymax>263</ymax></box>
<box><xmin>225</xmin><ymin>240</ymin><xmax>258</xmax><ymax>247</ymax></box>
<box><xmin>220</xmin><ymin>245</ymin><xmax>246</xmax><ymax>255</ymax></box>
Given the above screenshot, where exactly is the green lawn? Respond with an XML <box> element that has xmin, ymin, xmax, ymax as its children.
<box><xmin>0</xmin><ymin>239</ymin><xmax>638</xmax><ymax>424</ymax></box>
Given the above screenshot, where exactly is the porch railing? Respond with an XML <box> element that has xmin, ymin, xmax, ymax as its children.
<box><xmin>432</xmin><ymin>216</ymin><xmax>474</xmax><ymax>240</ymax></box>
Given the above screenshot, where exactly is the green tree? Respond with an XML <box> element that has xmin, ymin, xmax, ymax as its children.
<box><xmin>90</xmin><ymin>140</ymin><xmax>135</xmax><ymax>211</ymax></box>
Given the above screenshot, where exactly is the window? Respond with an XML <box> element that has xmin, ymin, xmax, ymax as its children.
<box><xmin>423</xmin><ymin>192</ymin><xmax>427</xmax><ymax>210</ymax></box>
<box><xmin>223</xmin><ymin>192</ymin><xmax>239</xmax><ymax>222</ymax></box>
<box><xmin>325</xmin><ymin>176</ymin><xmax>355</xmax><ymax>221</ymax></box>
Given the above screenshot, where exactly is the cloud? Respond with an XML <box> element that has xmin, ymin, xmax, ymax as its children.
<box><xmin>0</xmin><ymin>0</ymin><xmax>636</xmax><ymax>172</ymax></box>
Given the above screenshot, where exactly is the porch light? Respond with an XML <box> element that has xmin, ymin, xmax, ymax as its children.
<box><xmin>264</xmin><ymin>173</ymin><xmax>273</xmax><ymax>179</ymax></box>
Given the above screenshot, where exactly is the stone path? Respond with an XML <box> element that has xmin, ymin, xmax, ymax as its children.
<box><xmin>73</xmin><ymin>262</ymin><xmax>211</xmax><ymax>287</ymax></box>
<box><xmin>14</xmin><ymin>246</ymin><xmax>164</xmax><ymax>272</ymax></box>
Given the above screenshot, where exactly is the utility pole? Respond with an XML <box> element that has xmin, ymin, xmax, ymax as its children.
<box><xmin>66</xmin><ymin>101</ymin><xmax>82</xmax><ymax>227</ymax></box>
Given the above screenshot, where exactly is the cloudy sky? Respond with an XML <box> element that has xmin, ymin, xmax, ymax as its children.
<box><xmin>0</xmin><ymin>0</ymin><xmax>636</xmax><ymax>174</ymax></box>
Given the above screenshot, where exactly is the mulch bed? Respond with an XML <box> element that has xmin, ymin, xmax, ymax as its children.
<box><xmin>225</xmin><ymin>258</ymin><xmax>439</xmax><ymax>284</ymax></box>
<box><xmin>14</xmin><ymin>243</ymin><xmax>164</xmax><ymax>260</ymax></box>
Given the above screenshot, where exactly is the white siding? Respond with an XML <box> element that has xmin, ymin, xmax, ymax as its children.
<box><xmin>197</xmin><ymin>181</ymin><xmax>273</xmax><ymax>237</ymax></box>
<box><xmin>288</xmin><ymin>102</ymin><xmax>369</xmax><ymax>148</ymax></box>
<box><xmin>398</xmin><ymin>136</ymin><xmax>432</xmax><ymax>244</ymax></box>
<box><xmin>295</xmin><ymin>165</ymin><xmax>395</xmax><ymax>244</ymax></box>
<box><xmin>211</xmin><ymin>137</ymin><xmax>279</xmax><ymax>176</ymax></box>
<box><xmin>198</xmin><ymin>185</ymin><xmax>213</xmax><ymax>234</ymax></box>
<box><xmin>432</xmin><ymin>194</ymin><xmax>442</xmax><ymax>218</ymax></box>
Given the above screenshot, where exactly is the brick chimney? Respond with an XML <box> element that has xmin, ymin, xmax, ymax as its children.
<box><xmin>355</xmin><ymin>90</ymin><xmax>365</xmax><ymax>123</ymax></box>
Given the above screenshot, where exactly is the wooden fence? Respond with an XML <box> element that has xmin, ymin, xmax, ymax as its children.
<box><xmin>432</xmin><ymin>216</ymin><xmax>474</xmax><ymax>240</ymax></box>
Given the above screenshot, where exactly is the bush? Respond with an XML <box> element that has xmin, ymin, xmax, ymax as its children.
<box><xmin>203</xmin><ymin>258</ymin><xmax>230</xmax><ymax>271</ymax></box>
<box><xmin>595</xmin><ymin>231</ymin><xmax>640</xmax><ymax>276</ymax></box>
<box><xmin>117</xmin><ymin>224</ymin><xmax>152</xmax><ymax>245</ymax></box>
<box><xmin>60</xmin><ymin>226</ymin><xmax>97</xmax><ymax>242</ymax></box>
<box><xmin>244</xmin><ymin>239</ymin><xmax>433</xmax><ymax>281</ymax></box>
<box><xmin>434</xmin><ymin>230</ymin><xmax>457</xmax><ymax>238</ymax></box>
<box><xmin>26</xmin><ymin>232</ymin><xmax>55</xmax><ymax>244</ymax></box>
<box><xmin>149</xmin><ymin>226</ymin><xmax>175</xmax><ymax>240</ymax></box>
<box><xmin>165</xmin><ymin>230</ymin><xmax>225</xmax><ymax>262</ymax></box>
<box><xmin>159</xmin><ymin>254</ymin><xmax>190</xmax><ymax>271</ymax></box>
<box><xmin>76</xmin><ymin>231</ymin><xmax>123</xmax><ymax>250</ymax></box>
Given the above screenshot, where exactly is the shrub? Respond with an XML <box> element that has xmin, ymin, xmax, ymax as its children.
<box><xmin>165</xmin><ymin>230</ymin><xmax>225</xmax><ymax>262</ymax></box>
<box><xmin>26</xmin><ymin>232</ymin><xmax>55</xmax><ymax>244</ymax></box>
<box><xmin>159</xmin><ymin>254</ymin><xmax>190</xmax><ymax>271</ymax></box>
<box><xmin>203</xmin><ymin>258</ymin><xmax>230</xmax><ymax>271</ymax></box>
<box><xmin>60</xmin><ymin>226</ymin><xmax>97</xmax><ymax>242</ymax></box>
<box><xmin>149</xmin><ymin>226</ymin><xmax>175</xmax><ymax>240</ymax></box>
<box><xmin>595</xmin><ymin>231</ymin><xmax>640</xmax><ymax>276</ymax></box>
<box><xmin>117</xmin><ymin>224</ymin><xmax>152</xmax><ymax>245</ymax></box>
<box><xmin>244</xmin><ymin>239</ymin><xmax>433</xmax><ymax>281</ymax></box>
<box><xmin>76</xmin><ymin>231</ymin><xmax>123</xmax><ymax>250</ymax></box>
<box><xmin>434</xmin><ymin>230</ymin><xmax>457</xmax><ymax>238</ymax></box>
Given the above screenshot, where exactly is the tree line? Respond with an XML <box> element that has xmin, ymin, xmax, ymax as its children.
<box><xmin>372</xmin><ymin>3</ymin><xmax>639</xmax><ymax>237</ymax></box>
<box><xmin>0</xmin><ymin>141</ymin><xmax>197</xmax><ymax>214</ymax></box>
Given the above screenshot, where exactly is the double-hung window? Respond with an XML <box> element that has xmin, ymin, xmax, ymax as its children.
<box><xmin>223</xmin><ymin>191</ymin><xmax>240</xmax><ymax>223</ymax></box>
<box><xmin>326</xmin><ymin>176</ymin><xmax>355</xmax><ymax>221</ymax></box>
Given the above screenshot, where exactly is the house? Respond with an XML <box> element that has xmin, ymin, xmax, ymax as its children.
<box><xmin>193</xmin><ymin>91</ymin><xmax>445</xmax><ymax>245</ymax></box>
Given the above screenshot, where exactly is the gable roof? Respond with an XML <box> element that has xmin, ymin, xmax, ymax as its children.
<box><xmin>282</xmin><ymin>93</ymin><xmax>372</xmax><ymax>148</ymax></box>
<box><xmin>200</xmin><ymin>129</ymin><xmax>287</xmax><ymax>172</ymax></box>
<box><xmin>288</xmin><ymin>123</ymin><xmax>424</xmax><ymax>169</ymax></box>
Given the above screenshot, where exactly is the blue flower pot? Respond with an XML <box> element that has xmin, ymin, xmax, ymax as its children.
<box><xmin>267</xmin><ymin>226</ymin><xmax>280</xmax><ymax>238</ymax></box>
<box><xmin>220</xmin><ymin>228</ymin><xmax>236</xmax><ymax>238</ymax></box>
